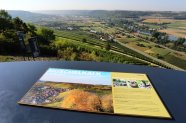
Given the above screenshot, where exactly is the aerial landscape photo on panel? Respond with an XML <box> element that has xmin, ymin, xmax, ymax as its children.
<box><xmin>19</xmin><ymin>81</ymin><xmax>113</xmax><ymax>113</ymax></box>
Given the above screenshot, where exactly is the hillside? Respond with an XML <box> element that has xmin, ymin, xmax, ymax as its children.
<box><xmin>8</xmin><ymin>10</ymin><xmax>186</xmax><ymax>22</ymax></box>
<box><xmin>1</xmin><ymin>10</ymin><xmax>186</xmax><ymax>70</ymax></box>
<box><xmin>7</xmin><ymin>10</ymin><xmax>60</xmax><ymax>22</ymax></box>
<box><xmin>34</xmin><ymin>10</ymin><xmax>186</xmax><ymax>19</ymax></box>
<box><xmin>0</xmin><ymin>10</ymin><xmax>149</xmax><ymax>66</ymax></box>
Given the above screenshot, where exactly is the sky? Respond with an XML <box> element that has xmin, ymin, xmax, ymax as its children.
<box><xmin>0</xmin><ymin>0</ymin><xmax>186</xmax><ymax>11</ymax></box>
<box><xmin>40</xmin><ymin>68</ymin><xmax>112</xmax><ymax>85</ymax></box>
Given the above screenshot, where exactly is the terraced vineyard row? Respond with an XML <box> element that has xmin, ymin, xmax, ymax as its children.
<box><xmin>55</xmin><ymin>30</ymin><xmax>171</xmax><ymax>69</ymax></box>
<box><xmin>54</xmin><ymin>37</ymin><xmax>148</xmax><ymax>65</ymax></box>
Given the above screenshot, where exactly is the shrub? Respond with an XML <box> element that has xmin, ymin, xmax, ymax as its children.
<box><xmin>101</xmin><ymin>94</ymin><xmax>113</xmax><ymax>113</ymax></box>
<box><xmin>61</xmin><ymin>89</ymin><xmax>102</xmax><ymax>112</ymax></box>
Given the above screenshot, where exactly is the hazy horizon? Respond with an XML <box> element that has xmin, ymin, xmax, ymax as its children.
<box><xmin>1</xmin><ymin>0</ymin><xmax>186</xmax><ymax>11</ymax></box>
<box><xmin>5</xmin><ymin>10</ymin><xmax>186</xmax><ymax>13</ymax></box>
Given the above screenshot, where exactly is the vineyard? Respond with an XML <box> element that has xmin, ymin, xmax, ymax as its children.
<box><xmin>54</xmin><ymin>30</ymin><xmax>171</xmax><ymax>68</ymax></box>
<box><xmin>53</xmin><ymin>37</ymin><xmax>147</xmax><ymax>65</ymax></box>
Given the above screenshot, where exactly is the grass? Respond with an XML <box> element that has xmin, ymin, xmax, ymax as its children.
<box><xmin>151</xmin><ymin>47</ymin><xmax>170</xmax><ymax>56</ymax></box>
<box><xmin>143</xmin><ymin>19</ymin><xmax>175</xmax><ymax>24</ymax></box>
<box><xmin>54</xmin><ymin>37</ymin><xmax>150</xmax><ymax>65</ymax></box>
<box><xmin>44</xmin><ymin>101</ymin><xmax>64</xmax><ymax>107</ymax></box>
<box><xmin>91</xmin><ymin>26</ymin><xmax>117</xmax><ymax>34</ymax></box>
<box><xmin>168</xmin><ymin>21</ymin><xmax>186</xmax><ymax>29</ymax></box>
<box><xmin>117</xmin><ymin>36</ymin><xmax>140</xmax><ymax>43</ymax></box>
<box><xmin>144</xmin><ymin>24</ymin><xmax>162</xmax><ymax>29</ymax></box>
<box><xmin>44</xmin><ymin>82</ymin><xmax>72</xmax><ymax>88</ymax></box>
<box><xmin>160</xmin><ymin>29</ymin><xmax>186</xmax><ymax>38</ymax></box>
<box><xmin>55</xmin><ymin>29</ymin><xmax>186</xmax><ymax>69</ymax></box>
<box><xmin>164</xmin><ymin>54</ymin><xmax>186</xmax><ymax>69</ymax></box>
<box><xmin>117</xmin><ymin>36</ymin><xmax>153</xmax><ymax>52</ymax></box>
<box><xmin>143</xmin><ymin>18</ymin><xmax>186</xmax><ymax>38</ymax></box>
<box><xmin>55</xmin><ymin>30</ymin><xmax>106</xmax><ymax>47</ymax></box>
<box><xmin>0</xmin><ymin>55</ymin><xmax>15</xmax><ymax>62</ymax></box>
<box><xmin>117</xmin><ymin>36</ymin><xmax>186</xmax><ymax>69</ymax></box>
<box><xmin>69</xmin><ymin>20</ymin><xmax>117</xmax><ymax>34</ymax></box>
<box><xmin>55</xmin><ymin>30</ymin><xmax>152</xmax><ymax>65</ymax></box>
<box><xmin>0</xmin><ymin>55</ymin><xmax>57</xmax><ymax>62</ymax></box>
<box><xmin>158</xmin><ymin>19</ymin><xmax>186</xmax><ymax>38</ymax></box>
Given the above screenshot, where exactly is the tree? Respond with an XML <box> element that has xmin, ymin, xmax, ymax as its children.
<box><xmin>27</xmin><ymin>24</ymin><xmax>37</xmax><ymax>36</ymax></box>
<box><xmin>163</xmin><ymin>35</ymin><xmax>169</xmax><ymax>44</ymax></box>
<box><xmin>0</xmin><ymin>10</ymin><xmax>12</xmax><ymax>20</ymax></box>
<box><xmin>13</xmin><ymin>17</ymin><xmax>28</xmax><ymax>32</ymax></box>
<box><xmin>109</xmin><ymin>38</ymin><xmax>114</xmax><ymax>43</ymax></box>
<box><xmin>28</xmin><ymin>24</ymin><xmax>37</xmax><ymax>32</ymax></box>
<box><xmin>58</xmin><ymin>47</ymin><xmax>77</xmax><ymax>60</ymax></box>
<box><xmin>174</xmin><ymin>38</ymin><xmax>186</xmax><ymax>46</ymax></box>
<box><xmin>0</xmin><ymin>10</ymin><xmax>13</xmax><ymax>32</ymax></box>
<box><xmin>0</xmin><ymin>18</ymin><xmax>12</xmax><ymax>32</ymax></box>
<box><xmin>105</xmin><ymin>43</ymin><xmax>111</xmax><ymax>51</ymax></box>
<box><xmin>81</xmin><ymin>38</ymin><xmax>87</xmax><ymax>42</ymax></box>
<box><xmin>38</xmin><ymin>27</ymin><xmax>55</xmax><ymax>44</ymax></box>
<box><xmin>13</xmin><ymin>17</ymin><xmax>23</xmax><ymax>29</ymax></box>
<box><xmin>152</xmin><ymin>32</ymin><xmax>161</xmax><ymax>40</ymax></box>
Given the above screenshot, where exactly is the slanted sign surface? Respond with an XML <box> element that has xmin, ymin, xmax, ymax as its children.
<box><xmin>28</xmin><ymin>37</ymin><xmax>40</xmax><ymax>58</ymax></box>
<box><xmin>18</xmin><ymin>68</ymin><xmax>171</xmax><ymax>119</ymax></box>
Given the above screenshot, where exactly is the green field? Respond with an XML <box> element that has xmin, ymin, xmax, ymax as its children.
<box><xmin>54</xmin><ymin>30</ymin><xmax>174</xmax><ymax>68</ymax></box>
<box><xmin>1</xmin><ymin>10</ymin><xmax>186</xmax><ymax>71</ymax></box>
<box><xmin>164</xmin><ymin>54</ymin><xmax>186</xmax><ymax>69</ymax></box>
<box><xmin>159</xmin><ymin>20</ymin><xmax>186</xmax><ymax>38</ymax></box>
<box><xmin>168</xmin><ymin>21</ymin><xmax>186</xmax><ymax>29</ymax></box>
<box><xmin>54</xmin><ymin>36</ymin><xmax>149</xmax><ymax>65</ymax></box>
<box><xmin>70</xmin><ymin>20</ymin><xmax>118</xmax><ymax>34</ymax></box>
<box><xmin>117</xmin><ymin>35</ymin><xmax>186</xmax><ymax>69</ymax></box>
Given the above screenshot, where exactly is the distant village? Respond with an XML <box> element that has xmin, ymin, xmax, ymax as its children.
<box><xmin>39</xmin><ymin>17</ymin><xmax>186</xmax><ymax>46</ymax></box>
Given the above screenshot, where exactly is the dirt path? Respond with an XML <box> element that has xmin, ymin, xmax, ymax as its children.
<box><xmin>110</xmin><ymin>50</ymin><xmax>158</xmax><ymax>66</ymax></box>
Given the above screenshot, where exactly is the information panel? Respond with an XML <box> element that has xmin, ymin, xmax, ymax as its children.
<box><xmin>112</xmin><ymin>72</ymin><xmax>170</xmax><ymax>118</ymax></box>
<box><xmin>18</xmin><ymin>68</ymin><xmax>171</xmax><ymax>119</ymax></box>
